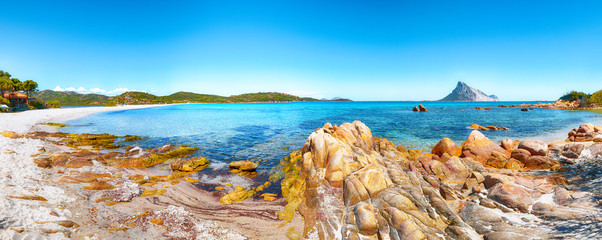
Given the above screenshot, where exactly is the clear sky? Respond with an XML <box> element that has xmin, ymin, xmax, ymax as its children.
<box><xmin>1</xmin><ymin>1</ymin><xmax>601</xmax><ymax>100</ymax></box>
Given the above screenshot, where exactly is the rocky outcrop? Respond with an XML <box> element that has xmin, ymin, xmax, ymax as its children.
<box><xmin>432</xmin><ymin>138</ymin><xmax>461</xmax><ymax>157</ymax></box>
<box><xmin>518</xmin><ymin>139</ymin><xmax>548</xmax><ymax>156</ymax></box>
<box><xmin>567</xmin><ymin>123</ymin><xmax>601</xmax><ymax>142</ymax></box>
<box><xmin>412</xmin><ymin>104</ymin><xmax>428</xmax><ymax>112</ymax></box>
<box><xmin>469</xmin><ymin>124</ymin><xmax>508</xmax><ymax>131</ymax></box>
<box><xmin>170</xmin><ymin>157</ymin><xmax>209</xmax><ymax>172</ymax></box>
<box><xmin>282</xmin><ymin>120</ymin><xmax>602</xmax><ymax>240</ymax></box>
<box><xmin>229</xmin><ymin>160</ymin><xmax>258</xmax><ymax>171</ymax></box>
<box><xmin>279</xmin><ymin>121</ymin><xmax>481</xmax><ymax>239</ymax></box>
<box><xmin>278</xmin><ymin>121</ymin><xmax>589</xmax><ymax>239</ymax></box>
<box><xmin>439</xmin><ymin>81</ymin><xmax>499</xmax><ymax>102</ymax></box>
<box><xmin>461</xmin><ymin>130</ymin><xmax>510</xmax><ymax>164</ymax></box>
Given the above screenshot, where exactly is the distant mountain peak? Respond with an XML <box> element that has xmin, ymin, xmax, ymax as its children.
<box><xmin>439</xmin><ymin>81</ymin><xmax>499</xmax><ymax>102</ymax></box>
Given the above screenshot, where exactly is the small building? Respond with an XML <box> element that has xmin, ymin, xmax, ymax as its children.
<box><xmin>2</xmin><ymin>92</ymin><xmax>28</xmax><ymax>104</ymax></box>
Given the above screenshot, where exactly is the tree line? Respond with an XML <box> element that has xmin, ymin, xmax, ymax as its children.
<box><xmin>560</xmin><ymin>90</ymin><xmax>602</xmax><ymax>106</ymax></box>
<box><xmin>0</xmin><ymin>70</ymin><xmax>39</xmax><ymax>99</ymax></box>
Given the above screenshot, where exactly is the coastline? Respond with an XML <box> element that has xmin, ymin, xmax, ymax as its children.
<box><xmin>0</xmin><ymin>104</ymin><xmax>303</xmax><ymax>239</ymax></box>
<box><xmin>0</xmin><ymin>104</ymin><xmax>173</xmax><ymax>133</ymax></box>
<box><xmin>1</xmin><ymin>105</ymin><xmax>601</xmax><ymax>239</ymax></box>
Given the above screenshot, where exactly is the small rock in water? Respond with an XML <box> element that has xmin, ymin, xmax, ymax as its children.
<box><xmin>229</xmin><ymin>160</ymin><xmax>258</xmax><ymax>171</ymax></box>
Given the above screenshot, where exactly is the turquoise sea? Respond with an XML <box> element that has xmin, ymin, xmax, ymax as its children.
<box><xmin>61</xmin><ymin>101</ymin><xmax>602</xmax><ymax>192</ymax></box>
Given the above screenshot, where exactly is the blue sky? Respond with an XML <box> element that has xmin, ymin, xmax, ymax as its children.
<box><xmin>1</xmin><ymin>1</ymin><xmax>601</xmax><ymax>100</ymax></box>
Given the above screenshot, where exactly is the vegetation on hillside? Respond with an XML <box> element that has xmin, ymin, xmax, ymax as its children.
<box><xmin>34</xmin><ymin>90</ymin><xmax>109</xmax><ymax>106</ymax></box>
<box><xmin>559</xmin><ymin>91</ymin><xmax>589</xmax><ymax>102</ymax></box>
<box><xmin>558</xmin><ymin>90</ymin><xmax>602</xmax><ymax>107</ymax></box>
<box><xmin>229</xmin><ymin>92</ymin><xmax>319</xmax><ymax>102</ymax></box>
<box><xmin>36</xmin><ymin>90</ymin><xmax>350</xmax><ymax>106</ymax></box>
<box><xmin>161</xmin><ymin>92</ymin><xmax>229</xmax><ymax>103</ymax></box>
<box><xmin>108</xmin><ymin>92</ymin><xmax>159</xmax><ymax>105</ymax></box>
<box><xmin>589</xmin><ymin>90</ymin><xmax>602</xmax><ymax>105</ymax></box>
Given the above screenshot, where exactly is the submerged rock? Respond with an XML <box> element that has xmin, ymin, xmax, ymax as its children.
<box><xmin>171</xmin><ymin>157</ymin><xmax>209</xmax><ymax>172</ymax></box>
<box><xmin>229</xmin><ymin>160</ymin><xmax>258</xmax><ymax>171</ymax></box>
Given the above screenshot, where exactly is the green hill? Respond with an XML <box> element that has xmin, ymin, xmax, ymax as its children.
<box><xmin>33</xmin><ymin>90</ymin><xmax>109</xmax><ymax>106</ymax></box>
<box><xmin>35</xmin><ymin>90</ymin><xmax>351</xmax><ymax>106</ymax></box>
<box><xmin>160</xmin><ymin>92</ymin><xmax>230</xmax><ymax>103</ymax></box>
<box><xmin>108</xmin><ymin>91</ymin><xmax>160</xmax><ymax>105</ymax></box>
<box><xmin>230</xmin><ymin>92</ymin><xmax>319</xmax><ymax>102</ymax></box>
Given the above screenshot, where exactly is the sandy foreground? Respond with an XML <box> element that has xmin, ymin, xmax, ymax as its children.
<box><xmin>0</xmin><ymin>106</ymin><xmax>303</xmax><ymax>240</ymax></box>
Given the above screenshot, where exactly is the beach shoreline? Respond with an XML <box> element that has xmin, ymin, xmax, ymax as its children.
<box><xmin>0</xmin><ymin>104</ymin><xmax>174</xmax><ymax>133</ymax></box>
<box><xmin>0</xmin><ymin>104</ymin><xmax>304</xmax><ymax>239</ymax></box>
<box><xmin>1</xmin><ymin>105</ymin><xmax>601</xmax><ymax>239</ymax></box>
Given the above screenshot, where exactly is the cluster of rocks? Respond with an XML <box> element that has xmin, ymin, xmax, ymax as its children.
<box><xmin>475</xmin><ymin>107</ymin><xmax>492</xmax><ymax>110</ymax></box>
<box><xmin>508</xmin><ymin>100</ymin><xmax>581</xmax><ymax>110</ymax></box>
<box><xmin>279</xmin><ymin>121</ymin><xmax>601</xmax><ymax>239</ymax></box>
<box><xmin>567</xmin><ymin>123</ymin><xmax>602</xmax><ymax>142</ymax></box>
<box><xmin>469</xmin><ymin>124</ymin><xmax>509</xmax><ymax>131</ymax></box>
<box><xmin>411</xmin><ymin>104</ymin><xmax>428</xmax><ymax>112</ymax></box>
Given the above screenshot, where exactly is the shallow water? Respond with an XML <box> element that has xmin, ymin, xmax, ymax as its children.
<box><xmin>61</xmin><ymin>101</ymin><xmax>602</xmax><ymax>192</ymax></box>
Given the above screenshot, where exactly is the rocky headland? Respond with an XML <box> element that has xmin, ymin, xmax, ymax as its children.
<box><xmin>439</xmin><ymin>81</ymin><xmax>499</xmax><ymax>102</ymax></box>
<box><xmin>277</xmin><ymin>121</ymin><xmax>602</xmax><ymax>239</ymax></box>
<box><xmin>505</xmin><ymin>100</ymin><xmax>602</xmax><ymax>110</ymax></box>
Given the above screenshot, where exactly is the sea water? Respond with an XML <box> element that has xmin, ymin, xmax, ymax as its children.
<box><xmin>61</xmin><ymin>101</ymin><xmax>602</xmax><ymax>192</ymax></box>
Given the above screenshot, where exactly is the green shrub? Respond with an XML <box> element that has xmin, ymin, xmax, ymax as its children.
<box><xmin>28</xmin><ymin>99</ymin><xmax>45</xmax><ymax>109</ymax></box>
<box><xmin>559</xmin><ymin>91</ymin><xmax>588</xmax><ymax>101</ymax></box>
<box><xmin>589</xmin><ymin>90</ymin><xmax>602</xmax><ymax>105</ymax></box>
<box><xmin>47</xmin><ymin>100</ymin><xmax>61</xmax><ymax>108</ymax></box>
<box><xmin>0</xmin><ymin>97</ymin><xmax>9</xmax><ymax>105</ymax></box>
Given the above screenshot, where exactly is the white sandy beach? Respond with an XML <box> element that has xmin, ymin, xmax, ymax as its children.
<box><xmin>0</xmin><ymin>105</ymin><xmax>166</xmax><ymax>239</ymax></box>
<box><xmin>0</xmin><ymin>104</ymin><xmax>169</xmax><ymax>133</ymax></box>
<box><xmin>0</xmin><ymin>105</ymin><xmax>300</xmax><ymax>239</ymax></box>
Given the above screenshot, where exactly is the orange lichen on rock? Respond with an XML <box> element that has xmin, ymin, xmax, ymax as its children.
<box><xmin>182</xmin><ymin>177</ymin><xmax>199</xmax><ymax>183</ymax></box>
<box><xmin>1</xmin><ymin>131</ymin><xmax>23</xmax><ymax>139</ymax></box>
<box><xmin>229</xmin><ymin>160</ymin><xmax>259</xmax><ymax>171</ymax></box>
<box><xmin>94</xmin><ymin>197</ymin><xmax>113</xmax><ymax>203</ymax></box>
<box><xmin>261</xmin><ymin>193</ymin><xmax>277</xmax><ymax>202</ymax></box>
<box><xmin>59</xmin><ymin>171</ymin><xmax>112</xmax><ymax>183</ymax></box>
<box><xmin>82</xmin><ymin>180</ymin><xmax>115</xmax><ymax>190</ymax></box>
<box><xmin>170</xmin><ymin>157</ymin><xmax>208</xmax><ymax>172</ymax></box>
<box><xmin>150</xmin><ymin>218</ymin><xmax>164</xmax><ymax>225</ymax></box>
<box><xmin>114</xmin><ymin>146</ymin><xmax>198</xmax><ymax>168</ymax></box>
<box><xmin>432</xmin><ymin>138</ymin><xmax>462</xmax><ymax>157</ymax></box>
<box><xmin>8</xmin><ymin>195</ymin><xmax>48</xmax><ymax>201</ymax></box>
<box><xmin>219</xmin><ymin>186</ymin><xmax>255</xmax><ymax>205</ymax></box>
<box><xmin>33</xmin><ymin>157</ymin><xmax>54</xmax><ymax>168</ymax></box>
<box><xmin>140</xmin><ymin>189</ymin><xmax>158</xmax><ymax>197</ymax></box>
